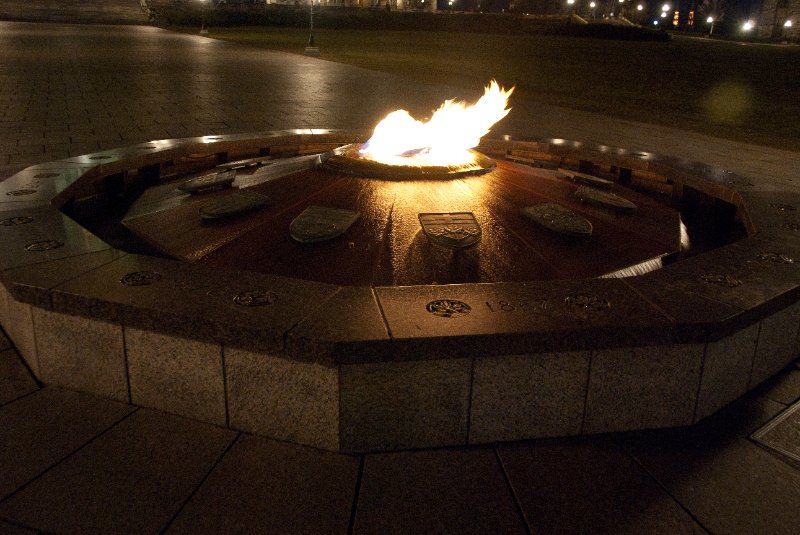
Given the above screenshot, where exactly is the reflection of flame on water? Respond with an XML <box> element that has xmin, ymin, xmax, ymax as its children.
<box><xmin>359</xmin><ymin>80</ymin><xmax>514</xmax><ymax>167</ymax></box>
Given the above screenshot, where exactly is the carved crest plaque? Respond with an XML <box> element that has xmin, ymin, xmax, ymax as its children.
<box><xmin>521</xmin><ymin>203</ymin><xmax>593</xmax><ymax>237</ymax></box>
<box><xmin>179</xmin><ymin>169</ymin><xmax>236</xmax><ymax>194</ymax></box>
<box><xmin>199</xmin><ymin>189</ymin><xmax>269</xmax><ymax>221</ymax></box>
<box><xmin>558</xmin><ymin>168</ymin><xmax>613</xmax><ymax>188</ymax></box>
<box><xmin>290</xmin><ymin>205</ymin><xmax>360</xmax><ymax>243</ymax></box>
<box><xmin>418</xmin><ymin>212</ymin><xmax>482</xmax><ymax>249</ymax></box>
<box><xmin>574</xmin><ymin>185</ymin><xmax>637</xmax><ymax>213</ymax></box>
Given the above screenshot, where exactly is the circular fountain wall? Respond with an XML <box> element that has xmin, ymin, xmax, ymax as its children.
<box><xmin>1</xmin><ymin>130</ymin><xmax>799</xmax><ymax>453</ymax></box>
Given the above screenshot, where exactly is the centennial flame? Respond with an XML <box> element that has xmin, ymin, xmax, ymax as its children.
<box><xmin>360</xmin><ymin>80</ymin><xmax>514</xmax><ymax>167</ymax></box>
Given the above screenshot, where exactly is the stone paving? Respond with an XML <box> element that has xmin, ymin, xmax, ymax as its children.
<box><xmin>1</xmin><ymin>21</ymin><xmax>800</xmax><ymax>534</ymax></box>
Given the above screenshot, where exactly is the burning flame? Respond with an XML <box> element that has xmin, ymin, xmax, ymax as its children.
<box><xmin>360</xmin><ymin>80</ymin><xmax>514</xmax><ymax>167</ymax></box>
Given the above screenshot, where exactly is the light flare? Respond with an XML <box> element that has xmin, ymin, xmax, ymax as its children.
<box><xmin>360</xmin><ymin>80</ymin><xmax>514</xmax><ymax>167</ymax></box>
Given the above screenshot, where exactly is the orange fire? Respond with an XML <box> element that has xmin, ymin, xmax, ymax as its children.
<box><xmin>360</xmin><ymin>80</ymin><xmax>514</xmax><ymax>167</ymax></box>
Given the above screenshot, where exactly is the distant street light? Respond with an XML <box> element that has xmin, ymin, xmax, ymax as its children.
<box><xmin>661</xmin><ymin>3</ymin><xmax>670</xmax><ymax>11</ymax></box>
<box><xmin>637</xmin><ymin>4</ymin><xmax>643</xmax><ymax>11</ymax></box>
<box><xmin>199</xmin><ymin>0</ymin><xmax>208</xmax><ymax>35</ymax></box>
<box><xmin>785</xmin><ymin>20</ymin><xmax>793</xmax><ymax>28</ymax></box>
<box><xmin>742</xmin><ymin>20</ymin><xmax>754</xmax><ymax>32</ymax></box>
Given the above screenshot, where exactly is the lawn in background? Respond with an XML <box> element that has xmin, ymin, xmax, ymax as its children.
<box><xmin>185</xmin><ymin>27</ymin><xmax>800</xmax><ymax>152</ymax></box>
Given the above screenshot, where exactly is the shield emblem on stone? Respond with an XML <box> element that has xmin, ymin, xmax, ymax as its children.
<box><xmin>418</xmin><ymin>212</ymin><xmax>482</xmax><ymax>249</ymax></box>
<box><xmin>290</xmin><ymin>205</ymin><xmax>360</xmax><ymax>243</ymax></box>
<box><xmin>557</xmin><ymin>168</ymin><xmax>613</xmax><ymax>189</ymax></box>
<box><xmin>179</xmin><ymin>169</ymin><xmax>236</xmax><ymax>194</ymax></box>
<box><xmin>199</xmin><ymin>189</ymin><xmax>269</xmax><ymax>220</ymax></box>
<box><xmin>574</xmin><ymin>185</ymin><xmax>637</xmax><ymax>213</ymax></box>
<box><xmin>522</xmin><ymin>203</ymin><xmax>593</xmax><ymax>237</ymax></box>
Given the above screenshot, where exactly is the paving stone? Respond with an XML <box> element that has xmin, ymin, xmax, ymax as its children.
<box><xmin>340</xmin><ymin>358</ymin><xmax>471</xmax><ymax>452</ymax></box>
<box><xmin>126</xmin><ymin>327</ymin><xmax>226</xmax><ymax>426</ymax></box>
<box><xmin>619</xmin><ymin>430</ymin><xmax>800</xmax><ymax>535</ymax></box>
<box><xmin>584</xmin><ymin>344</ymin><xmax>704</xmax><ymax>433</ymax></box>
<box><xmin>756</xmin><ymin>367</ymin><xmax>800</xmax><ymax>406</ymax></box>
<box><xmin>470</xmin><ymin>351</ymin><xmax>589</xmax><ymax>443</ymax></box>
<box><xmin>0</xmin><ymin>387</ymin><xmax>134</xmax><ymax>501</ymax></box>
<box><xmin>167</xmin><ymin>434</ymin><xmax>359</xmax><ymax>534</ymax></box>
<box><xmin>33</xmin><ymin>308</ymin><xmax>127</xmax><ymax>402</ymax></box>
<box><xmin>225</xmin><ymin>347</ymin><xmax>339</xmax><ymax>451</ymax></box>
<box><xmin>0</xmin><ymin>520</ymin><xmax>37</xmax><ymax>535</ymax></box>
<box><xmin>353</xmin><ymin>448</ymin><xmax>528</xmax><ymax>535</ymax></box>
<box><xmin>498</xmin><ymin>436</ymin><xmax>705</xmax><ymax>534</ymax></box>
<box><xmin>0</xmin><ymin>349</ymin><xmax>38</xmax><ymax>407</ymax></box>
<box><xmin>695</xmin><ymin>322</ymin><xmax>759</xmax><ymax>422</ymax></box>
<box><xmin>0</xmin><ymin>409</ymin><xmax>237</xmax><ymax>534</ymax></box>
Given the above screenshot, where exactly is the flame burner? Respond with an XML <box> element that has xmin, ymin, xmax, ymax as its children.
<box><xmin>321</xmin><ymin>144</ymin><xmax>497</xmax><ymax>179</ymax></box>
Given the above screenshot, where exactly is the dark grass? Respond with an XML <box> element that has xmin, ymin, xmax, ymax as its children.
<box><xmin>179</xmin><ymin>26</ymin><xmax>800</xmax><ymax>152</ymax></box>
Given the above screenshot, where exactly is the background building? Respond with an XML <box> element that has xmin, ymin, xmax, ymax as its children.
<box><xmin>757</xmin><ymin>0</ymin><xmax>799</xmax><ymax>39</ymax></box>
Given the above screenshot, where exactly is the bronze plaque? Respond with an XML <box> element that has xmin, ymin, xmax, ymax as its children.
<box><xmin>521</xmin><ymin>203</ymin><xmax>592</xmax><ymax>237</ymax></box>
<box><xmin>289</xmin><ymin>205</ymin><xmax>360</xmax><ymax>243</ymax></box>
<box><xmin>574</xmin><ymin>185</ymin><xmax>637</xmax><ymax>213</ymax></box>
<box><xmin>179</xmin><ymin>169</ymin><xmax>236</xmax><ymax>194</ymax></box>
<box><xmin>419</xmin><ymin>212</ymin><xmax>482</xmax><ymax>249</ymax></box>
<box><xmin>199</xmin><ymin>189</ymin><xmax>268</xmax><ymax>220</ymax></box>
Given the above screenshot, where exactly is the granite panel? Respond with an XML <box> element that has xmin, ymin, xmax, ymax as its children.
<box><xmin>126</xmin><ymin>327</ymin><xmax>226</xmax><ymax>426</ymax></box>
<box><xmin>167</xmin><ymin>434</ymin><xmax>359</xmax><ymax>534</ymax></box>
<box><xmin>49</xmin><ymin>253</ymin><xmax>338</xmax><ymax>355</ymax></box>
<box><xmin>0</xmin><ymin>349</ymin><xmax>38</xmax><ymax>407</ymax></box>
<box><xmin>0</xmin><ymin>387</ymin><xmax>134</xmax><ymax>501</ymax></box>
<box><xmin>622</xmin><ymin>274</ymin><xmax>747</xmax><ymax>341</ymax></box>
<box><xmin>750</xmin><ymin>300</ymin><xmax>800</xmax><ymax>387</ymax></box>
<box><xmin>340</xmin><ymin>358</ymin><xmax>471</xmax><ymax>452</ymax></box>
<box><xmin>584</xmin><ymin>344</ymin><xmax>704</xmax><ymax>433</ymax></box>
<box><xmin>0</xmin><ymin>409</ymin><xmax>236</xmax><ymax>534</ymax></box>
<box><xmin>0</xmin><ymin>165</ymin><xmax>91</xmax><ymax>209</ymax></box>
<box><xmin>286</xmin><ymin>286</ymin><xmax>391</xmax><ymax>364</ymax></box>
<box><xmin>375</xmin><ymin>279</ymin><xmax>674</xmax><ymax>361</ymax></box>
<box><xmin>650</xmin><ymin>236</ymin><xmax>800</xmax><ymax>319</ymax></box>
<box><xmin>0</xmin><ymin>205</ymin><xmax>111</xmax><ymax>272</ymax></box>
<box><xmin>0</xmin><ymin>281</ymin><xmax>9</xmax><ymax>333</ymax></box>
<box><xmin>498</xmin><ymin>436</ymin><xmax>704</xmax><ymax>534</ymax></box>
<box><xmin>354</xmin><ymin>448</ymin><xmax>527</xmax><ymax>535</ymax></box>
<box><xmin>33</xmin><ymin>308</ymin><xmax>127</xmax><ymax>402</ymax></box>
<box><xmin>738</xmin><ymin>190</ymin><xmax>800</xmax><ymax>238</ymax></box>
<box><xmin>470</xmin><ymin>351</ymin><xmax>590</xmax><ymax>443</ymax></box>
<box><xmin>695</xmin><ymin>322</ymin><xmax>759</xmax><ymax>422</ymax></box>
<box><xmin>225</xmin><ymin>347</ymin><xmax>339</xmax><ymax>450</ymax></box>
<box><xmin>3</xmin><ymin>297</ymin><xmax>38</xmax><ymax>377</ymax></box>
<box><xmin>1</xmin><ymin>249</ymin><xmax>127</xmax><ymax>309</ymax></box>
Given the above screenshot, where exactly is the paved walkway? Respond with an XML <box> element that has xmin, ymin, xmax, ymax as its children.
<box><xmin>1</xmin><ymin>21</ymin><xmax>800</xmax><ymax>534</ymax></box>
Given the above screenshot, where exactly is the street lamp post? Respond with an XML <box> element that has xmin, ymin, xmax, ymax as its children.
<box><xmin>304</xmin><ymin>0</ymin><xmax>320</xmax><ymax>56</ymax></box>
